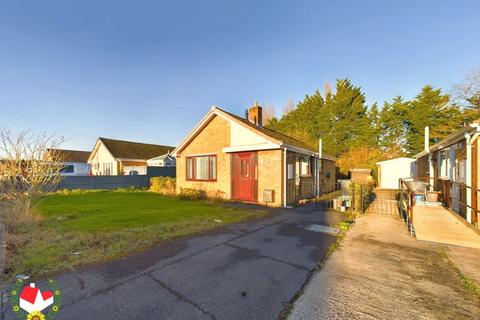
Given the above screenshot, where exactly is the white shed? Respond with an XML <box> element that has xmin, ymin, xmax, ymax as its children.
<box><xmin>377</xmin><ymin>157</ymin><xmax>416</xmax><ymax>189</ymax></box>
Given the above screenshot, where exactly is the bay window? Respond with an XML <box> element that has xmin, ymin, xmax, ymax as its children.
<box><xmin>186</xmin><ymin>155</ymin><xmax>217</xmax><ymax>181</ymax></box>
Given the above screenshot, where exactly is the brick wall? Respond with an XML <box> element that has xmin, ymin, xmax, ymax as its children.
<box><xmin>257</xmin><ymin>149</ymin><xmax>283</xmax><ymax>206</ymax></box>
<box><xmin>176</xmin><ymin>115</ymin><xmax>232</xmax><ymax>198</ymax></box>
<box><xmin>321</xmin><ymin>159</ymin><xmax>336</xmax><ymax>193</ymax></box>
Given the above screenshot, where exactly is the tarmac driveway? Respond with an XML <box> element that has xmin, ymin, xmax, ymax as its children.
<box><xmin>2</xmin><ymin>204</ymin><xmax>346</xmax><ymax>320</ymax></box>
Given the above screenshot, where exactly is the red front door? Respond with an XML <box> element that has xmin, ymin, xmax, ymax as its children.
<box><xmin>232</xmin><ymin>152</ymin><xmax>256</xmax><ymax>201</ymax></box>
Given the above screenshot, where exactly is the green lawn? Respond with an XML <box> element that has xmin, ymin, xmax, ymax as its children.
<box><xmin>8</xmin><ymin>190</ymin><xmax>267</xmax><ymax>278</ymax></box>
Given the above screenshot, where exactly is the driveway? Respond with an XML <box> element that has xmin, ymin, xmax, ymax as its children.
<box><xmin>2</xmin><ymin>204</ymin><xmax>346</xmax><ymax>320</ymax></box>
<box><xmin>287</xmin><ymin>215</ymin><xmax>480</xmax><ymax>320</ymax></box>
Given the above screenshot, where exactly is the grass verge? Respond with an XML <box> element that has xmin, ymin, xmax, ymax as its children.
<box><xmin>460</xmin><ymin>273</ymin><xmax>480</xmax><ymax>296</ymax></box>
<box><xmin>4</xmin><ymin>189</ymin><xmax>267</xmax><ymax>280</ymax></box>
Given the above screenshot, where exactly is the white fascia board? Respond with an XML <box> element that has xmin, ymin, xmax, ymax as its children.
<box><xmin>88</xmin><ymin>139</ymin><xmax>117</xmax><ymax>163</ymax></box>
<box><xmin>376</xmin><ymin>157</ymin><xmax>415</xmax><ymax>165</ymax></box>
<box><xmin>184</xmin><ymin>152</ymin><xmax>217</xmax><ymax>157</ymax></box>
<box><xmin>87</xmin><ymin>139</ymin><xmax>102</xmax><ymax>163</ymax></box>
<box><xmin>282</xmin><ymin>144</ymin><xmax>318</xmax><ymax>157</ymax></box>
<box><xmin>430</xmin><ymin>126</ymin><xmax>476</xmax><ymax>152</ymax></box>
<box><xmin>321</xmin><ymin>154</ymin><xmax>337</xmax><ymax>161</ymax></box>
<box><xmin>223</xmin><ymin>143</ymin><xmax>281</xmax><ymax>153</ymax></box>
<box><xmin>172</xmin><ymin>108</ymin><xmax>217</xmax><ymax>157</ymax></box>
<box><xmin>117</xmin><ymin>158</ymin><xmax>147</xmax><ymax>162</ymax></box>
<box><xmin>414</xmin><ymin>151</ymin><xmax>428</xmax><ymax>159</ymax></box>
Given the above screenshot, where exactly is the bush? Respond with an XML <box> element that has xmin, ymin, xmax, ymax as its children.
<box><xmin>349</xmin><ymin>182</ymin><xmax>375</xmax><ymax>213</ymax></box>
<box><xmin>149</xmin><ymin>177</ymin><xmax>176</xmax><ymax>195</ymax></box>
<box><xmin>178</xmin><ymin>188</ymin><xmax>206</xmax><ymax>201</ymax></box>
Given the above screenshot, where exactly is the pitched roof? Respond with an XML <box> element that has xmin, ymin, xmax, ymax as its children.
<box><xmin>47</xmin><ymin>149</ymin><xmax>91</xmax><ymax>163</ymax></box>
<box><xmin>148</xmin><ymin>153</ymin><xmax>175</xmax><ymax>161</ymax></box>
<box><xmin>99</xmin><ymin>138</ymin><xmax>175</xmax><ymax>160</ymax></box>
<box><xmin>413</xmin><ymin>123</ymin><xmax>479</xmax><ymax>159</ymax></box>
<box><xmin>217</xmin><ymin>107</ymin><xmax>336</xmax><ymax>160</ymax></box>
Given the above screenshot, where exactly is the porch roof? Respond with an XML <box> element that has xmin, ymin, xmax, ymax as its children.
<box><xmin>414</xmin><ymin>123</ymin><xmax>480</xmax><ymax>158</ymax></box>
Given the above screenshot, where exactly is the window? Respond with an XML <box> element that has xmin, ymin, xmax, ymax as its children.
<box><xmin>186</xmin><ymin>155</ymin><xmax>217</xmax><ymax>181</ymax></box>
<box><xmin>287</xmin><ymin>164</ymin><xmax>294</xmax><ymax>179</ymax></box>
<box><xmin>241</xmin><ymin>159</ymin><xmax>249</xmax><ymax>177</ymax></box>
<box><xmin>300</xmin><ymin>156</ymin><xmax>312</xmax><ymax>176</ymax></box>
<box><xmin>60</xmin><ymin>165</ymin><xmax>74</xmax><ymax>174</ymax></box>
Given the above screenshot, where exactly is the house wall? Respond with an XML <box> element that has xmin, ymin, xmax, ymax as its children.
<box><xmin>285</xmin><ymin>151</ymin><xmax>319</xmax><ymax>204</ymax></box>
<box><xmin>320</xmin><ymin>159</ymin><xmax>336</xmax><ymax>193</ymax></box>
<box><xmin>89</xmin><ymin>142</ymin><xmax>118</xmax><ymax>176</ymax></box>
<box><xmin>257</xmin><ymin>149</ymin><xmax>283</xmax><ymax>207</ymax></box>
<box><xmin>176</xmin><ymin>115</ymin><xmax>232</xmax><ymax>198</ymax></box>
<box><xmin>377</xmin><ymin>158</ymin><xmax>416</xmax><ymax>189</ymax></box>
<box><xmin>416</xmin><ymin>155</ymin><xmax>429</xmax><ymax>178</ymax></box>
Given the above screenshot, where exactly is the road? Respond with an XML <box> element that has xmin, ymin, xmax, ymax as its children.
<box><xmin>2</xmin><ymin>204</ymin><xmax>346</xmax><ymax>320</ymax></box>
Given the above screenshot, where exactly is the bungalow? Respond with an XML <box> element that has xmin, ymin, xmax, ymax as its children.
<box><xmin>173</xmin><ymin>104</ymin><xmax>337</xmax><ymax>207</ymax></box>
<box><xmin>415</xmin><ymin>123</ymin><xmax>480</xmax><ymax>227</ymax></box>
<box><xmin>88</xmin><ymin>137</ymin><xmax>175</xmax><ymax>176</ymax></box>
<box><xmin>46</xmin><ymin>149</ymin><xmax>91</xmax><ymax>176</ymax></box>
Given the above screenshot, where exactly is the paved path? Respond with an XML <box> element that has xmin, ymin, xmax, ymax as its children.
<box><xmin>287</xmin><ymin>215</ymin><xmax>480</xmax><ymax>320</ymax></box>
<box><xmin>1</xmin><ymin>204</ymin><xmax>346</xmax><ymax>320</ymax></box>
<box><xmin>414</xmin><ymin>205</ymin><xmax>480</xmax><ymax>249</ymax></box>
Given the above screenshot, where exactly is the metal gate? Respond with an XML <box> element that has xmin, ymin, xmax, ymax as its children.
<box><xmin>365</xmin><ymin>189</ymin><xmax>399</xmax><ymax>216</ymax></box>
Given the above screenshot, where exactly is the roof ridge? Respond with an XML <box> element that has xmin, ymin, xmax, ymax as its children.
<box><xmin>99</xmin><ymin>137</ymin><xmax>174</xmax><ymax>148</ymax></box>
<box><xmin>48</xmin><ymin>148</ymin><xmax>90</xmax><ymax>153</ymax></box>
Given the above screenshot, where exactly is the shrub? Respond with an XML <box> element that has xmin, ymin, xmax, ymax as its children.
<box><xmin>149</xmin><ymin>177</ymin><xmax>176</xmax><ymax>195</ymax></box>
<box><xmin>178</xmin><ymin>188</ymin><xmax>206</xmax><ymax>200</ymax></box>
<box><xmin>349</xmin><ymin>182</ymin><xmax>375</xmax><ymax>213</ymax></box>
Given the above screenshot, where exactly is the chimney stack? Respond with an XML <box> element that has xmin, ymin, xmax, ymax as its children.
<box><xmin>246</xmin><ymin>102</ymin><xmax>263</xmax><ymax>126</ymax></box>
<box><xmin>424</xmin><ymin>126</ymin><xmax>430</xmax><ymax>153</ymax></box>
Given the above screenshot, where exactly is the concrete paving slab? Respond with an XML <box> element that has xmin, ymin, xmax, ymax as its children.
<box><xmin>414</xmin><ymin>205</ymin><xmax>480</xmax><ymax>249</ymax></box>
<box><xmin>287</xmin><ymin>215</ymin><xmax>480</xmax><ymax>320</ymax></box>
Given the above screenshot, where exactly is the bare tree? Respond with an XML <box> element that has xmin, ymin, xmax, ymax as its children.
<box><xmin>262</xmin><ymin>105</ymin><xmax>277</xmax><ymax>126</ymax></box>
<box><xmin>453</xmin><ymin>66</ymin><xmax>480</xmax><ymax>110</ymax></box>
<box><xmin>282</xmin><ymin>98</ymin><xmax>296</xmax><ymax>116</ymax></box>
<box><xmin>0</xmin><ymin>130</ymin><xmax>65</xmax><ymax>276</ymax></box>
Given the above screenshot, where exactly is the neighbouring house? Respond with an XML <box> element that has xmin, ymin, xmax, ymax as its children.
<box><xmin>377</xmin><ymin>157</ymin><xmax>416</xmax><ymax>189</ymax></box>
<box><xmin>147</xmin><ymin>152</ymin><xmax>176</xmax><ymax>167</ymax></box>
<box><xmin>173</xmin><ymin>104</ymin><xmax>337</xmax><ymax>207</ymax></box>
<box><xmin>414</xmin><ymin>124</ymin><xmax>480</xmax><ymax>226</ymax></box>
<box><xmin>88</xmin><ymin>138</ymin><xmax>175</xmax><ymax>176</ymax></box>
<box><xmin>46</xmin><ymin>148</ymin><xmax>91</xmax><ymax>176</ymax></box>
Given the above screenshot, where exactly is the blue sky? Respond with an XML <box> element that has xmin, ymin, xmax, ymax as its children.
<box><xmin>1</xmin><ymin>0</ymin><xmax>479</xmax><ymax>150</ymax></box>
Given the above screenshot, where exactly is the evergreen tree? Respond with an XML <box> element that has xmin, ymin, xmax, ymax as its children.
<box><xmin>378</xmin><ymin>96</ymin><xmax>409</xmax><ymax>152</ymax></box>
<box><xmin>326</xmin><ymin>79</ymin><xmax>373</xmax><ymax>155</ymax></box>
<box><xmin>267</xmin><ymin>79</ymin><xmax>373</xmax><ymax>156</ymax></box>
<box><xmin>404</xmin><ymin>85</ymin><xmax>463</xmax><ymax>155</ymax></box>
